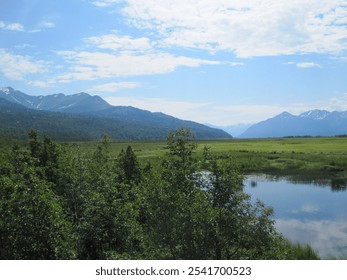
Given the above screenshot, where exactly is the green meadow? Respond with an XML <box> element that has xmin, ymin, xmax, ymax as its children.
<box><xmin>60</xmin><ymin>136</ymin><xmax>347</xmax><ymax>155</ymax></box>
<box><xmin>1</xmin><ymin>130</ymin><xmax>325</xmax><ymax>260</ymax></box>
<box><xmin>58</xmin><ymin>137</ymin><xmax>347</xmax><ymax>182</ymax></box>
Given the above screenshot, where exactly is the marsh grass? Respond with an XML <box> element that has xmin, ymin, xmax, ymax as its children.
<box><xmin>283</xmin><ymin>242</ymin><xmax>320</xmax><ymax>260</ymax></box>
<box><xmin>4</xmin><ymin>136</ymin><xmax>347</xmax><ymax>181</ymax></box>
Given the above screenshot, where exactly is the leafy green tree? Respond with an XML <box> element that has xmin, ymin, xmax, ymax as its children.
<box><xmin>164</xmin><ymin>128</ymin><xmax>197</xmax><ymax>186</ymax></box>
<box><xmin>28</xmin><ymin>130</ymin><xmax>42</xmax><ymax>161</ymax></box>
<box><xmin>201</xmin><ymin>150</ymin><xmax>283</xmax><ymax>259</ymax></box>
<box><xmin>77</xmin><ymin>136</ymin><xmax>143</xmax><ymax>259</ymax></box>
<box><xmin>0</xmin><ymin>130</ymin><xmax>320</xmax><ymax>260</ymax></box>
<box><xmin>142</xmin><ymin>128</ymin><xmax>206</xmax><ymax>258</ymax></box>
<box><xmin>143</xmin><ymin>128</ymin><xmax>285</xmax><ymax>259</ymax></box>
<box><xmin>116</xmin><ymin>145</ymin><xmax>142</xmax><ymax>185</ymax></box>
<box><xmin>0</xmin><ymin>159</ymin><xmax>75</xmax><ymax>259</ymax></box>
<box><xmin>27</xmin><ymin>131</ymin><xmax>69</xmax><ymax>196</ymax></box>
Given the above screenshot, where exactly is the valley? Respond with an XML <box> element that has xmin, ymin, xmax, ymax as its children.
<box><xmin>1</xmin><ymin>87</ymin><xmax>347</xmax><ymax>260</ymax></box>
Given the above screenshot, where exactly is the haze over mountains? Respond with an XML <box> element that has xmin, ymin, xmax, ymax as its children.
<box><xmin>0</xmin><ymin>87</ymin><xmax>231</xmax><ymax>140</ymax></box>
<box><xmin>2</xmin><ymin>87</ymin><xmax>347</xmax><ymax>140</ymax></box>
<box><xmin>207</xmin><ymin>123</ymin><xmax>253</xmax><ymax>138</ymax></box>
<box><xmin>240</xmin><ymin>110</ymin><xmax>347</xmax><ymax>138</ymax></box>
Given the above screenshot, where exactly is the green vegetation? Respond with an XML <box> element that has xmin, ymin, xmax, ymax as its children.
<box><xmin>0</xmin><ymin>98</ymin><xmax>230</xmax><ymax>141</ymax></box>
<box><xmin>0</xmin><ymin>129</ymin><xmax>321</xmax><ymax>260</ymax></box>
<box><xmin>52</xmin><ymin>137</ymin><xmax>347</xmax><ymax>185</ymax></box>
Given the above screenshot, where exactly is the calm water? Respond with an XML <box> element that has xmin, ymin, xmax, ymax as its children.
<box><xmin>244</xmin><ymin>175</ymin><xmax>347</xmax><ymax>259</ymax></box>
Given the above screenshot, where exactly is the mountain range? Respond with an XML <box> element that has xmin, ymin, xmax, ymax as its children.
<box><xmin>0</xmin><ymin>87</ymin><xmax>231</xmax><ymax>141</ymax></box>
<box><xmin>240</xmin><ymin>110</ymin><xmax>347</xmax><ymax>138</ymax></box>
<box><xmin>2</xmin><ymin>87</ymin><xmax>347</xmax><ymax>140</ymax></box>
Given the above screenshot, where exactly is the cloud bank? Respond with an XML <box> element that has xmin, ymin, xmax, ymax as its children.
<box><xmin>93</xmin><ymin>0</ymin><xmax>347</xmax><ymax>58</ymax></box>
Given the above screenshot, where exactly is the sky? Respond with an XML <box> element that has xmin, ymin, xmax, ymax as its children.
<box><xmin>1</xmin><ymin>0</ymin><xmax>347</xmax><ymax>126</ymax></box>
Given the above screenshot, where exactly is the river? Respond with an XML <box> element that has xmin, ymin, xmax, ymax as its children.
<box><xmin>244</xmin><ymin>175</ymin><xmax>347</xmax><ymax>259</ymax></box>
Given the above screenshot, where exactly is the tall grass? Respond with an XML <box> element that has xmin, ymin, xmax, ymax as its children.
<box><xmin>284</xmin><ymin>242</ymin><xmax>320</xmax><ymax>260</ymax></box>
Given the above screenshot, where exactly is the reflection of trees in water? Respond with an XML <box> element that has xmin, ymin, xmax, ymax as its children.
<box><xmin>250</xmin><ymin>181</ymin><xmax>257</xmax><ymax>187</ymax></box>
<box><xmin>330</xmin><ymin>178</ymin><xmax>347</xmax><ymax>192</ymax></box>
<box><xmin>246</xmin><ymin>173</ymin><xmax>347</xmax><ymax>192</ymax></box>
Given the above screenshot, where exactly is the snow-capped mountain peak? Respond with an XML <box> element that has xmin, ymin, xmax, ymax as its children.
<box><xmin>299</xmin><ymin>109</ymin><xmax>330</xmax><ymax>120</ymax></box>
<box><xmin>1</xmin><ymin>87</ymin><xmax>11</xmax><ymax>95</ymax></box>
<box><xmin>241</xmin><ymin>109</ymin><xmax>347</xmax><ymax>138</ymax></box>
<box><xmin>275</xmin><ymin>111</ymin><xmax>295</xmax><ymax>119</ymax></box>
<box><xmin>0</xmin><ymin>87</ymin><xmax>111</xmax><ymax>113</ymax></box>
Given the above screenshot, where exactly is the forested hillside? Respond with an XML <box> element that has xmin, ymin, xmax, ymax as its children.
<box><xmin>0</xmin><ymin>87</ymin><xmax>231</xmax><ymax>140</ymax></box>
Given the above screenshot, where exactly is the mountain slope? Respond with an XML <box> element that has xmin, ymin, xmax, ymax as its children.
<box><xmin>0</xmin><ymin>87</ymin><xmax>231</xmax><ymax>140</ymax></box>
<box><xmin>240</xmin><ymin>110</ymin><xmax>347</xmax><ymax>138</ymax></box>
<box><xmin>0</xmin><ymin>87</ymin><xmax>111</xmax><ymax>113</ymax></box>
<box><xmin>0</xmin><ymin>98</ymin><xmax>185</xmax><ymax>140</ymax></box>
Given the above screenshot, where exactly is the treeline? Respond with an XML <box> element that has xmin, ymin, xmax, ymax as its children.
<box><xmin>0</xmin><ymin>128</ymin><xmax>319</xmax><ymax>259</ymax></box>
<box><xmin>0</xmin><ymin>106</ymin><xmax>166</xmax><ymax>141</ymax></box>
<box><xmin>0</xmin><ymin>98</ymin><xmax>230</xmax><ymax>141</ymax></box>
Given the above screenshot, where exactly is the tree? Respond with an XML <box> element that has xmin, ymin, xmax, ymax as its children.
<box><xmin>143</xmin><ymin>128</ymin><xmax>207</xmax><ymax>258</ymax></box>
<box><xmin>0</xmin><ymin>158</ymin><xmax>75</xmax><ymax>259</ymax></box>
<box><xmin>143</xmin><ymin>128</ymin><xmax>285</xmax><ymax>259</ymax></box>
<box><xmin>116</xmin><ymin>146</ymin><xmax>142</xmax><ymax>185</ymax></box>
<box><xmin>199</xmin><ymin>148</ymin><xmax>285</xmax><ymax>259</ymax></box>
<box><xmin>77</xmin><ymin>136</ymin><xmax>143</xmax><ymax>259</ymax></box>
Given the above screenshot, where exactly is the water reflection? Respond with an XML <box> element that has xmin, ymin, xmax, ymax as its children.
<box><xmin>244</xmin><ymin>175</ymin><xmax>347</xmax><ymax>259</ymax></box>
<box><xmin>330</xmin><ymin>179</ymin><xmax>347</xmax><ymax>192</ymax></box>
<box><xmin>276</xmin><ymin>219</ymin><xmax>347</xmax><ymax>259</ymax></box>
<box><xmin>248</xmin><ymin>173</ymin><xmax>347</xmax><ymax>192</ymax></box>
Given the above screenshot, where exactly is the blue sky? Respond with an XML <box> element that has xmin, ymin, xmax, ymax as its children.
<box><xmin>1</xmin><ymin>0</ymin><xmax>347</xmax><ymax>125</ymax></box>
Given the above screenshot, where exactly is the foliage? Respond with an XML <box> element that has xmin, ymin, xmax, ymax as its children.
<box><xmin>0</xmin><ymin>146</ymin><xmax>74</xmax><ymax>259</ymax></box>
<box><xmin>0</xmin><ymin>97</ymin><xmax>230</xmax><ymax>141</ymax></box>
<box><xmin>0</xmin><ymin>129</ymin><xmax>320</xmax><ymax>260</ymax></box>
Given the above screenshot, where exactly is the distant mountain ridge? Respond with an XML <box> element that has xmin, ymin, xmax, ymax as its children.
<box><xmin>0</xmin><ymin>87</ymin><xmax>111</xmax><ymax>113</ymax></box>
<box><xmin>240</xmin><ymin>109</ymin><xmax>347</xmax><ymax>138</ymax></box>
<box><xmin>0</xmin><ymin>87</ymin><xmax>231</xmax><ymax>140</ymax></box>
<box><xmin>206</xmin><ymin>123</ymin><xmax>253</xmax><ymax>137</ymax></box>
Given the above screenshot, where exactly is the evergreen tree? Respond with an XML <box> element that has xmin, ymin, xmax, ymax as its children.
<box><xmin>116</xmin><ymin>145</ymin><xmax>142</xmax><ymax>185</ymax></box>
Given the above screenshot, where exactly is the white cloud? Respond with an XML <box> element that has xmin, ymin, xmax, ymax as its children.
<box><xmin>38</xmin><ymin>21</ymin><xmax>55</xmax><ymax>29</ymax></box>
<box><xmin>0</xmin><ymin>21</ymin><xmax>25</xmax><ymax>32</ymax></box>
<box><xmin>276</xmin><ymin>219</ymin><xmax>347</xmax><ymax>258</ymax></box>
<box><xmin>0</xmin><ymin>49</ymin><xmax>48</xmax><ymax>81</ymax></box>
<box><xmin>296</xmin><ymin>62</ymin><xmax>321</xmax><ymax>68</ymax></box>
<box><xmin>226</xmin><ymin>62</ymin><xmax>245</xmax><ymax>67</ymax></box>
<box><xmin>104</xmin><ymin>96</ymin><xmax>313</xmax><ymax>126</ymax></box>
<box><xmin>0</xmin><ymin>20</ymin><xmax>55</xmax><ymax>33</ymax></box>
<box><xmin>27</xmin><ymin>80</ymin><xmax>52</xmax><ymax>88</ymax></box>
<box><xmin>113</xmin><ymin>0</ymin><xmax>347</xmax><ymax>58</ymax></box>
<box><xmin>301</xmin><ymin>203</ymin><xmax>320</xmax><ymax>213</ymax></box>
<box><xmin>291</xmin><ymin>203</ymin><xmax>320</xmax><ymax>214</ymax></box>
<box><xmin>87</xmin><ymin>82</ymin><xmax>141</xmax><ymax>93</ymax></box>
<box><xmin>85</xmin><ymin>34</ymin><xmax>152</xmax><ymax>52</ymax></box>
<box><xmin>102</xmin><ymin>94</ymin><xmax>347</xmax><ymax>126</ymax></box>
<box><xmin>105</xmin><ymin>96</ymin><xmax>209</xmax><ymax>120</ymax></box>
<box><xmin>56</xmin><ymin>50</ymin><xmax>221</xmax><ymax>81</ymax></box>
<box><xmin>30</xmin><ymin>21</ymin><xmax>56</xmax><ymax>33</ymax></box>
<box><xmin>285</xmin><ymin>61</ymin><xmax>321</xmax><ymax>68</ymax></box>
<box><xmin>14</xmin><ymin>44</ymin><xmax>35</xmax><ymax>49</ymax></box>
<box><xmin>211</xmin><ymin>104</ymin><xmax>315</xmax><ymax>125</ymax></box>
<box><xmin>327</xmin><ymin>95</ymin><xmax>347</xmax><ymax>111</ymax></box>
<box><xmin>92</xmin><ymin>0</ymin><xmax>122</xmax><ymax>7</ymax></box>
<box><xmin>6</xmin><ymin>23</ymin><xmax>25</xmax><ymax>32</ymax></box>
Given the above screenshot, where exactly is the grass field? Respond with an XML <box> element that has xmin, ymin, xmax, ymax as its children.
<box><xmin>3</xmin><ymin>136</ymin><xmax>347</xmax><ymax>182</ymax></box>
<box><xmin>197</xmin><ymin>137</ymin><xmax>347</xmax><ymax>154</ymax></box>
<box><xmin>61</xmin><ymin>137</ymin><xmax>347</xmax><ymax>157</ymax></box>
